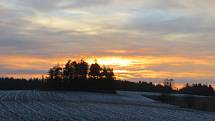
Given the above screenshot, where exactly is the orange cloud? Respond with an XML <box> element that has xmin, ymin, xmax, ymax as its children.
<box><xmin>0</xmin><ymin>55</ymin><xmax>215</xmax><ymax>84</ymax></box>
<box><xmin>100</xmin><ymin>48</ymin><xmax>154</xmax><ymax>55</ymax></box>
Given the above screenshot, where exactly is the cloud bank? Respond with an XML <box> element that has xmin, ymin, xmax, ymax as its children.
<box><xmin>0</xmin><ymin>0</ymin><xmax>215</xmax><ymax>82</ymax></box>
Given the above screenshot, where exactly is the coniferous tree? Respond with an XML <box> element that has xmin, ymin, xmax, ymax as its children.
<box><xmin>48</xmin><ymin>68</ymin><xmax>54</xmax><ymax>80</ymax></box>
<box><xmin>63</xmin><ymin>60</ymin><xmax>71</xmax><ymax>79</ymax></box>
<box><xmin>100</xmin><ymin>67</ymin><xmax>115</xmax><ymax>80</ymax></box>
<box><xmin>89</xmin><ymin>61</ymin><xmax>101</xmax><ymax>79</ymax></box>
<box><xmin>76</xmin><ymin>59</ymin><xmax>88</xmax><ymax>79</ymax></box>
<box><xmin>53</xmin><ymin>65</ymin><xmax>63</xmax><ymax>80</ymax></box>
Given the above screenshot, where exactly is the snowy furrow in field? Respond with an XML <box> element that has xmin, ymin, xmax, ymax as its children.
<box><xmin>0</xmin><ymin>90</ymin><xmax>214</xmax><ymax>121</ymax></box>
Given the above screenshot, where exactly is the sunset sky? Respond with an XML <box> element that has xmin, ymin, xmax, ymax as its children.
<box><xmin>0</xmin><ymin>0</ymin><xmax>215</xmax><ymax>86</ymax></box>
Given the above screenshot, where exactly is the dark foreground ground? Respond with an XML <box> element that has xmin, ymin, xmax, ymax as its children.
<box><xmin>143</xmin><ymin>92</ymin><xmax>215</xmax><ymax>112</ymax></box>
<box><xmin>0</xmin><ymin>90</ymin><xmax>214</xmax><ymax>121</ymax></box>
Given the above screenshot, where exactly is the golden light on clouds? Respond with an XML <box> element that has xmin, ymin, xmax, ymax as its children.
<box><xmin>25</xmin><ymin>11</ymin><xmax>128</xmax><ymax>35</ymax></box>
<box><xmin>0</xmin><ymin>55</ymin><xmax>63</xmax><ymax>70</ymax></box>
<box><xmin>86</xmin><ymin>57</ymin><xmax>133</xmax><ymax>66</ymax></box>
<box><xmin>0</xmin><ymin>0</ymin><xmax>215</xmax><ymax>90</ymax></box>
<box><xmin>1</xmin><ymin>54</ymin><xmax>215</xmax><ymax>85</ymax></box>
<box><xmin>26</xmin><ymin>15</ymin><xmax>101</xmax><ymax>35</ymax></box>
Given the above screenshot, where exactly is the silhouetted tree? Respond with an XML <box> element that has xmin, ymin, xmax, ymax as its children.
<box><xmin>179</xmin><ymin>83</ymin><xmax>214</xmax><ymax>96</ymax></box>
<box><xmin>89</xmin><ymin>60</ymin><xmax>101</xmax><ymax>79</ymax></box>
<box><xmin>53</xmin><ymin>65</ymin><xmax>63</xmax><ymax>80</ymax></box>
<box><xmin>164</xmin><ymin>78</ymin><xmax>174</xmax><ymax>88</ymax></box>
<box><xmin>70</xmin><ymin>61</ymin><xmax>78</xmax><ymax>79</ymax></box>
<box><xmin>76</xmin><ymin>59</ymin><xmax>88</xmax><ymax>79</ymax></box>
<box><xmin>63</xmin><ymin>60</ymin><xmax>71</xmax><ymax>79</ymax></box>
<box><xmin>47</xmin><ymin>64</ymin><xmax>62</xmax><ymax>89</ymax></box>
<box><xmin>48</xmin><ymin>68</ymin><xmax>54</xmax><ymax>80</ymax></box>
<box><xmin>100</xmin><ymin>67</ymin><xmax>115</xmax><ymax>80</ymax></box>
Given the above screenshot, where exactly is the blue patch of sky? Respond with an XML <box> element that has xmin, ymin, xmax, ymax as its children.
<box><xmin>134</xmin><ymin>9</ymin><xmax>181</xmax><ymax>23</ymax></box>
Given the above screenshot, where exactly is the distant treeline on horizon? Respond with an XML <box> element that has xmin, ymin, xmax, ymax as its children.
<box><xmin>0</xmin><ymin>59</ymin><xmax>214</xmax><ymax>96</ymax></box>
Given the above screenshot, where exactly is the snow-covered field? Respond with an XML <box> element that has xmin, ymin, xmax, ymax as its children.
<box><xmin>0</xmin><ymin>90</ymin><xmax>214</xmax><ymax>121</ymax></box>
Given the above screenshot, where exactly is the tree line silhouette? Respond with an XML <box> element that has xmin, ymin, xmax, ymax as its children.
<box><xmin>0</xmin><ymin>59</ymin><xmax>214</xmax><ymax>95</ymax></box>
<box><xmin>117</xmin><ymin>81</ymin><xmax>214</xmax><ymax>96</ymax></box>
<box><xmin>46</xmin><ymin>59</ymin><xmax>116</xmax><ymax>93</ymax></box>
<box><xmin>179</xmin><ymin>83</ymin><xmax>214</xmax><ymax>96</ymax></box>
